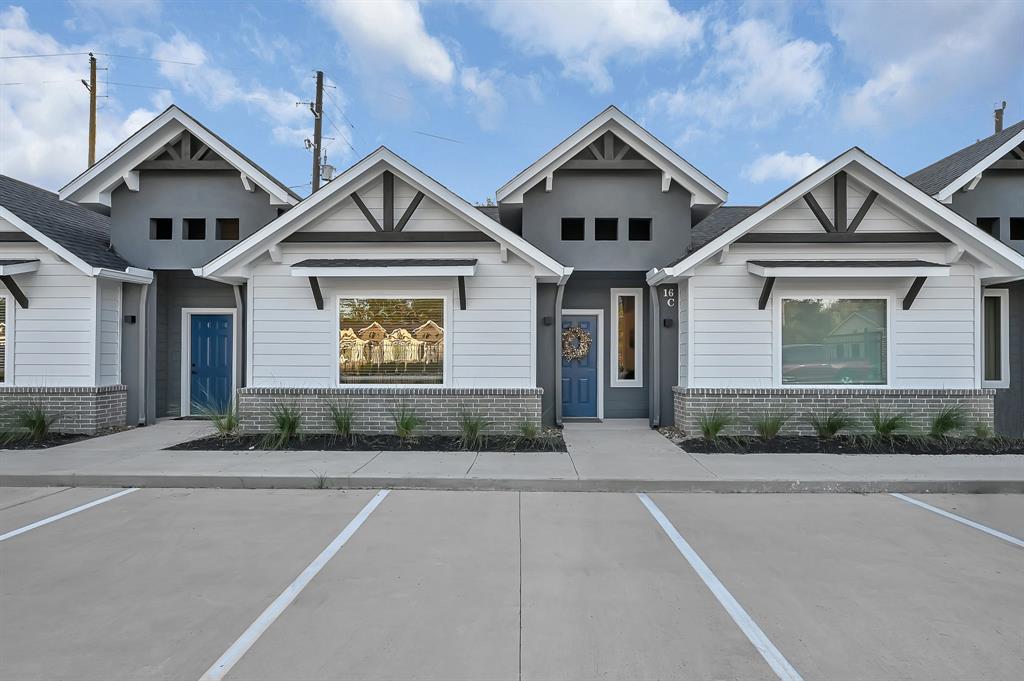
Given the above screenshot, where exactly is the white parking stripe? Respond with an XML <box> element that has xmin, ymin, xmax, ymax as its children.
<box><xmin>0</xmin><ymin>488</ymin><xmax>139</xmax><ymax>543</ymax></box>
<box><xmin>889</xmin><ymin>493</ymin><xmax>1024</xmax><ymax>549</ymax></box>
<box><xmin>199</xmin><ymin>489</ymin><xmax>390</xmax><ymax>681</ymax></box>
<box><xmin>637</xmin><ymin>493</ymin><xmax>804</xmax><ymax>681</ymax></box>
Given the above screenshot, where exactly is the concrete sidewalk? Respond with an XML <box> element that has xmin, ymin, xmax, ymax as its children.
<box><xmin>0</xmin><ymin>419</ymin><xmax>1022</xmax><ymax>492</ymax></box>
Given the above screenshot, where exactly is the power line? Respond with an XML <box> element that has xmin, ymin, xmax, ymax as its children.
<box><xmin>324</xmin><ymin>114</ymin><xmax>358</xmax><ymax>155</ymax></box>
<box><xmin>1</xmin><ymin>51</ymin><xmax>196</xmax><ymax>66</ymax></box>
<box><xmin>0</xmin><ymin>52</ymin><xmax>91</xmax><ymax>60</ymax></box>
<box><xmin>96</xmin><ymin>52</ymin><xmax>197</xmax><ymax>66</ymax></box>
<box><xmin>414</xmin><ymin>130</ymin><xmax>463</xmax><ymax>144</ymax></box>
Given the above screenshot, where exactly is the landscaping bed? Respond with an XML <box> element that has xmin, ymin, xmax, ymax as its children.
<box><xmin>0</xmin><ymin>432</ymin><xmax>97</xmax><ymax>450</ymax></box>
<box><xmin>676</xmin><ymin>434</ymin><xmax>1024</xmax><ymax>455</ymax></box>
<box><xmin>167</xmin><ymin>432</ymin><xmax>566</xmax><ymax>452</ymax></box>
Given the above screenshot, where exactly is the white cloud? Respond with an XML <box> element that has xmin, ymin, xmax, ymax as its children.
<box><xmin>311</xmin><ymin>0</ymin><xmax>455</xmax><ymax>85</ymax></box>
<box><xmin>459</xmin><ymin>67</ymin><xmax>504</xmax><ymax>130</ymax></box>
<box><xmin>0</xmin><ymin>6</ymin><xmax>157</xmax><ymax>189</ymax></box>
<box><xmin>743</xmin><ymin>151</ymin><xmax>824</xmax><ymax>183</ymax></box>
<box><xmin>646</xmin><ymin>18</ymin><xmax>829</xmax><ymax>131</ymax></box>
<box><xmin>150</xmin><ymin>33</ymin><xmax>350</xmax><ymax>153</ymax></box>
<box><xmin>828</xmin><ymin>0</ymin><xmax>1024</xmax><ymax>128</ymax></box>
<box><xmin>474</xmin><ymin>0</ymin><xmax>703</xmax><ymax>92</ymax></box>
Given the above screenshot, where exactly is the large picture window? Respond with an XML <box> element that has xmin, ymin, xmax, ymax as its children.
<box><xmin>338</xmin><ymin>298</ymin><xmax>444</xmax><ymax>384</ymax></box>
<box><xmin>610</xmin><ymin>288</ymin><xmax>642</xmax><ymax>387</ymax></box>
<box><xmin>782</xmin><ymin>298</ymin><xmax>886</xmax><ymax>385</ymax></box>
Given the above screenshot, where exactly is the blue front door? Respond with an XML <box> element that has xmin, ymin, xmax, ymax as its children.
<box><xmin>561</xmin><ymin>315</ymin><xmax>598</xmax><ymax>418</ymax></box>
<box><xmin>190</xmin><ymin>314</ymin><xmax>232</xmax><ymax>414</ymax></box>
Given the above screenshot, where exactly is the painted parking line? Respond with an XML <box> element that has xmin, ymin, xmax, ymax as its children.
<box><xmin>199</xmin><ymin>489</ymin><xmax>390</xmax><ymax>681</ymax></box>
<box><xmin>889</xmin><ymin>493</ymin><xmax>1024</xmax><ymax>549</ymax></box>
<box><xmin>0</xmin><ymin>488</ymin><xmax>138</xmax><ymax>543</ymax></box>
<box><xmin>637</xmin><ymin>493</ymin><xmax>803</xmax><ymax>681</ymax></box>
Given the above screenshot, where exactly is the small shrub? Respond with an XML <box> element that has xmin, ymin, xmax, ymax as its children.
<box><xmin>869</xmin><ymin>410</ymin><xmax>908</xmax><ymax>438</ymax></box>
<box><xmin>389</xmin><ymin>404</ymin><xmax>424</xmax><ymax>440</ymax></box>
<box><xmin>930</xmin><ymin>406</ymin><xmax>966</xmax><ymax>438</ymax></box>
<box><xmin>698</xmin><ymin>409</ymin><xmax>734</xmax><ymax>440</ymax></box>
<box><xmin>263</xmin><ymin>403</ymin><xmax>301</xmax><ymax>449</ymax></box>
<box><xmin>752</xmin><ymin>411</ymin><xmax>788</xmax><ymax>440</ymax></box>
<box><xmin>328</xmin><ymin>402</ymin><xmax>354</xmax><ymax>439</ymax></box>
<box><xmin>458</xmin><ymin>410</ymin><xmax>491</xmax><ymax>450</ymax></box>
<box><xmin>14</xmin><ymin>404</ymin><xmax>58</xmax><ymax>443</ymax></box>
<box><xmin>311</xmin><ymin>469</ymin><xmax>328</xmax><ymax>489</ymax></box>
<box><xmin>808</xmin><ymin>409</ymin><xmax>854</xmax><ymax>440</ymax></box>
<box><xmin>517</xmin><ymin>420</ymin><xmax>540</xmax><ymax>440</ymax></box>
<box><xmin>194</xmin><ymin>401</ymin><xmax>239</xmax><ymax>437</ymax></box>
<box><xmin>972</xmin><ymin>422</ymin><xmax>994</xmax><ymax>439</ymax></box>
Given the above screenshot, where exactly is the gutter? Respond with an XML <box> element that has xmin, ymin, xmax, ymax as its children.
<box><xmin>94</xmin><ymin>267</ymin><xmax>154</xmax><ymax>284</ymax></box>
<box><xmin>553</xmin><ymin>268</ymin><xmax>573</xmax><ymax>428</ymax></box>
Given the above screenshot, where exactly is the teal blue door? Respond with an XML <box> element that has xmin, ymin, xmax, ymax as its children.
<box><xmin>561</xmin><ymin>315</ymin><xmax>598</xmax><ymax>418</ymax></box>
<box><xmin>190</xmin><ymin>314</ymin><xmax>232</xmax><ymax>414</ymax></box>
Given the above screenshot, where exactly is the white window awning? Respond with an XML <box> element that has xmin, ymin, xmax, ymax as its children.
<box><xmin>0</xmin><ymin>259</ymin><xmax>40</xmax><ymax>276</ymax></box>
<box><xmin>746</xmin><ymin>259</ymin><xmax>950</xmax><ymax>279</ymax></box>
<box><xmin>290</xmin><ymin>258</ymin><xmax>477</xmax><ymax>278</ymax></box>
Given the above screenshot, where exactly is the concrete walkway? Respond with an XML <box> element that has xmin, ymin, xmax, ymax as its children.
<box><xmin>0</xmin><ymin>418</ymin><xmax>1022</xmax><ymax>492</ymax></box>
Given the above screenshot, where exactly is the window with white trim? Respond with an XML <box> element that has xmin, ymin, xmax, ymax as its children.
<box><xmin>781</xmin><ymin>298</ymin><xmax>887</xmax><ymax>385</ymax></box>
<box><xmin>983</xmin><ymin>289</ymin><xmax>1009</xmax><ymax>388</ymax></box>
<box><xmin>338</xmin><ymin>298</ymin><xmax>444</xmax><ymax>384</ymax></box>
<box><xmin>610</xmin><ymin>288</ymin><xmax>642</xmax><ymax>387</ymax></box>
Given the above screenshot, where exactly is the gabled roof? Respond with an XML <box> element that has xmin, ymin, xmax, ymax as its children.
<box><xmin>59</xmin><ymin>105</ymin><xmax>300</xmax><ymax>208</ymax></box>
<box><xmin>0</xmin><ymin>174</ymin><xmax>148</xmax><ymax>281</ymax></box>
<box><xmin>650</xmin><ymin>147</ymin><xmax>1024</xmax><ymax>285</ymax></box>
<box><xmin>495</xmin><ymin>105</ymin><xmax>727</xmax><ymax>206</ymax></box>
<box><xmin>200</xmin><ymin>147</ymin><xmax>571</xmax><ymax>281</ymax></box>
<box><xmin>906</xmin><ymin>119</ymin><xmax>1024</xmax><ymax>199</ymax></box>
<box><xmin>687</xmin><ymin>205</ymin><xmax>760</xmax><ymax>254</ymax></box>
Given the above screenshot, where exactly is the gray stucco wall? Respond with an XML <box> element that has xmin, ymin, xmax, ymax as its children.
<box><xmin>517</xmin><ymin>169</ymin><xmax>692</xmax><ymax>270</ymax></box>
<box><xmin>154</xmin><ymin>270</ymin><xmax>237</xmax><ymax>417</ymax></box>
<box><xmin>654</xmin><ymin>283</ymin><xmax>679</xmax><ymax>426</ymax></box>
<box><xmin>949</xmin><ymin>171</ymin><xmax>1024</xmax><ymax>253</ymax></box>
<box><xmin>110</xmin><ymin>170</ymin><xmax>280</xmax><ymax>269</ymax></box>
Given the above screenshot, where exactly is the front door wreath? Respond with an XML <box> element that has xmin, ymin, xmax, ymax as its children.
<box><xmin>561</xmin><ymin>326</ymin><xmax>592</xmax><ymax>361</ymax></box>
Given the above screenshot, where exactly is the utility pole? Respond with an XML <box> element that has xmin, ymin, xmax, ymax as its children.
<box><xmin>310</xmin><ymin>70</ymin><xmax>324</xmax><ymax>192</ymax></box>
<box><xmin>82</xmin><ymin>53</ymin><xmax>98</xmax><ymax>167</ymax></box>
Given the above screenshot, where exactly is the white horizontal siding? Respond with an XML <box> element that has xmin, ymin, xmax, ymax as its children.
<box><xmin>0</xmin><ymin>244</ymin><xmax>98</xmax><ymax>386</ymax></box>
<box><xmin>97</xmin><ymin>279</ymin><xmax>121</xmax><ymax>385</ymax></box>
<box><xmin>687</xmin><ymin>239</ymin><xmax>980</xmax><ymax>389</ymax></box>
<box><xmin>249</xmin><ymin>245</ymin><xmax>535</xmax><ymax>388</ymax></box>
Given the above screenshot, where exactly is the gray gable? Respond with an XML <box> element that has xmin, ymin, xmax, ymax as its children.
<box><xmin>0</xmin><ymin>174</ymin><xmax>133</xmax><ymax>271</ymax></box>
<box><xmin>906</xmin><ymin>119</ymin><xmax>1024</xmax><ymax>195</ymax></box>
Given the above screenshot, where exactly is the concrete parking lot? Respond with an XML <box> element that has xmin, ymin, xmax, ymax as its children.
<box><xmin>1</xmin><ymin>487</ymin><xmax>1022</xmax><ymax>681</ymax></box>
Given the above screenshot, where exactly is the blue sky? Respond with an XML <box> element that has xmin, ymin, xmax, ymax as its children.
<box><xmin>2</xmin><ymin>0</ymin><xmax>1022</xmax><ymax>206</ymax></box>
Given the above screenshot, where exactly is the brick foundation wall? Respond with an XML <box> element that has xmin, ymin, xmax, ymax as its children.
<box><xmin>673</xmin><ymin>387</ymin><xmax>995</xmax><ymax>437</ymax></box>
<box><xmin>0</xmin><ymin>385</ymin><xmax>127</xmax><ymax>434</ymax></box>
<box><xmin>237</xmin><ymin>387</ymin><xmax>543</xmax><ymax>435</ymax></box>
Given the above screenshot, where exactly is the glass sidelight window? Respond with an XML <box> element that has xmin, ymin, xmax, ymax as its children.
<box><xmin>782</xmin><ymin>298</ymin><xmax>887</xmax><ymax>385</ymax></box>
<box><xmin>0</xmin><ymin>297</ymin><xmax>6</xmax><ymax>383</ymax></box>
<box><xmin>983</xmin><ymin>289</ymin><xmax>1009</xmax><ymax>387</ymax></box>
<box><xmin>610</xmin><ymin>288</ymin><xmax>642</xmax><ymax>387</ymax></box>
<box><xmin>338</xmin><ymin>297</ymin><xmax>445</xmax><ymax>384</ymax></box>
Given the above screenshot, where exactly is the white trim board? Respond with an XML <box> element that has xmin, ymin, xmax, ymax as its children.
<box><xmin>746</xmin><ymin>262</ymin><xmax>950</xmax><ymax>279</ymax></box>
<box><xmin>609</xmin><ymin>288</ymin><xmax>643</xmax><ymax>389</ymax></box>
<box><xmin>932</xmin><ymin>125</ymin><xmax>1024</xmax><ymax>202</ymax></box>
<box><xmin>562</xmin><ymin>308</ymin><xmax>604</xmax><ymax>420</ymax></box>
<box><xmin>292</xmin><ymin>264</ymin><xmax>476</xmax><ymax>278</ymax></box>
<box><xmin>180</xmin><ymin>308</ymin><xmax>238</xmax><ymax>417</ymax></box>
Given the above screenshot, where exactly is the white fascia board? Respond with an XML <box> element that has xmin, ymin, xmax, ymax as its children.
<box><xmin>0</xmin><ymin>260</ymin><xmax>39</xmax><ymax>276</ymax></box>
<box><xmin>291</xmin><ymin>265</ymin><xmax>477</xmax><ymax>278</ymax></box>
<box><xmin>0</xmin><ymin>206</ymin><xmax>94</xmax><ymax>275</ymax></box>
<box><xmin>665</xmin><ymin>147</ymin><xmax>1024</xmax><ymax>282</ymax></box>
<box><xmin>934</xmin><ymin>126</ymin><xmax>1024</xmax><ymax>201</ymax></box>
<box><xmin>201</xmin><ymin>147</ymin><xmax>569</xmax><ymax>280</ymax></box>
<box><xmin>94</xmin><ymin>267</ymin><xmax>154</xmax><ymax>284</ymax></box>
<box><xmin>746</xmin><ymin>262</ymin><xmax>950</xmax><ymax>279</ymax></box>
<box><xmin>495</xmin><ymin>106</ymin><xmax>727</xmax><ymax>205</ymax></box>
<box><xmin>59</xmin><ymin>106</ymin><xmax>298</xmax><ymax>208</ymax></box>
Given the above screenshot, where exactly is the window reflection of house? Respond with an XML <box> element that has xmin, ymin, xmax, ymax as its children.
<box><xmin>338</xmin><ymin>298</ymin><xmax>445</xmax><ymax>384</ymax></box>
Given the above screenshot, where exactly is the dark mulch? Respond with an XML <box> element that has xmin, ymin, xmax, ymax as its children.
<box><xmin>0</xmin><ymin>432</ymin><xmax>98</xmax><ymax>450</ymax></box>
<box><xmin>167</xmin><ymin>432</ymin><xmax>567</xmax><ymax>453</ymax></box>
<box><xmin>680</xmin><ymin>434</ymin><xmax>1024</xmax><ymax>455</ymax></box>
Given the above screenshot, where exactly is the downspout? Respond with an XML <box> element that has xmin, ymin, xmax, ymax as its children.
<box><xmin>553</xmin><ymin>274</ymin><xmax>569</xmax><ymax>427</ymax></box>
<box><xmin>137</xmin><ymin>282</ymin><xmax>149</xmax><ymax>426</ymax></box>
<box><xmin>649</xmin><ymin>284</ymin><xmax>661</xmax><ymax>428</ymax></box>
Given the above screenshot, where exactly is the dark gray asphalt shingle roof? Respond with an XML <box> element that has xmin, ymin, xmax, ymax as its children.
<box><xmin>906</xmin><ymin>119</ymin><xmax>1024</xmax><ymax>195</ymax></box>
<box><xmin>0</xmin><ymin>175</ymin><xmax>132</xmax><ymax>271</ymax></box>
<box><xmin>293</xmin><ymin>258</ymin><xmax>477</xmax><ymax>268</ymax></box>
<box><xmin>475</xmin><ymin>205</ymin><xmax>500</xmax><ymax>221</ymax></box>
<box><xmin>689</xmin><ymin>205</ymin><xmax>760</xmax><ymax>251</ymax></box>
